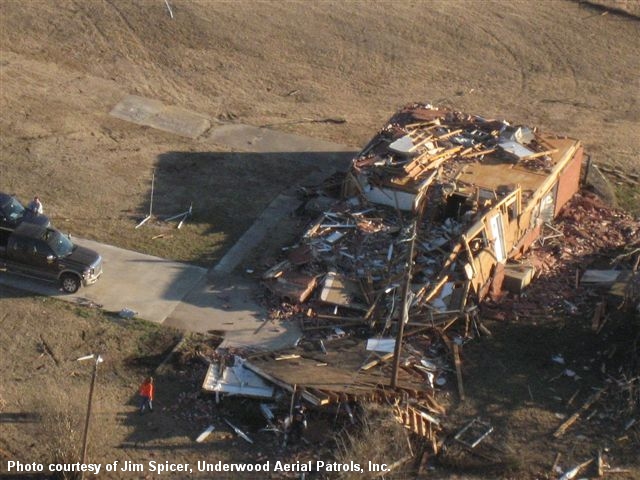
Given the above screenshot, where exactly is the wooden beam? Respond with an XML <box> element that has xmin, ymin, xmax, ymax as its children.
<box><xmin>453</xmin><ymin>343</ymin><xmax>465</xmax><ymax>401</ymax></box>
<box><xmin>360</xmin><ymin>352</ymin><xmax>394</xmax><ymax>371</ymax></box>
<box><xmin>552</xmin><ymin>388</ymin><xmax>605</xmax><ymax>438</ymax></box>
<box><xmin>522</xmin><ymin>148</ymin><xmax>558</xmax><ymax>160</ymax></box>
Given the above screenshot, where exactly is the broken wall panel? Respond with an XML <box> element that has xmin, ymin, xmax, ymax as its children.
<box><xmin>555</xmin><ymin>146</ymin><xmax>584</xmax><ymax>216</ymax></box>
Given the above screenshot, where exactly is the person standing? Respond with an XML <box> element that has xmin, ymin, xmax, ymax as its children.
<box><xmin>27</xmin><ymin>196</ymin><xmax>43</xmax><ymax>215</ymax></box>
<box><xmin>289</xmin><ymin>403</ymin><xmax>307</xmax><ymax>443</ymax></box>
<box><xmin>139</xmin><ymin>377</ymin><xmax>154</xmax><ymax>414</ymax></box>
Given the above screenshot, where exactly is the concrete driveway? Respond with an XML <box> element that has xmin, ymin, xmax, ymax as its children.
<box><xmin>0</xmin><ymin>120</ymin><xmax>355</xmax><ymax>351</ymax></box>
<box><xmin>0</xmin><ymin>238</ymin><xmax>207</xmax><ymax>324</ymax></box>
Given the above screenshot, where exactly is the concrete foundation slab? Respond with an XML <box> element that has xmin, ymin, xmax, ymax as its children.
<box><xmin>110</xmin><ymin>95</ymin><xmax>211</xmax><ymax>138</ymax></box>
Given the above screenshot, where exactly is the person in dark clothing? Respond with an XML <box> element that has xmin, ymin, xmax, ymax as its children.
<box><xmin>289</xmin><ymin>404</ymin><xmax>307</xmax><ymax>443</ymax></box>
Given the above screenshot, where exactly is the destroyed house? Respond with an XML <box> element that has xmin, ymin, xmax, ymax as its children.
<box><xmin>207</xmin><ymin>105</ymin><xmax>588</xmax><ymax>444</ymax></box>
<box><xmin>266</xmin><ymin>103</ymin><xmax>584</xmax><ymax>328</ymax></box>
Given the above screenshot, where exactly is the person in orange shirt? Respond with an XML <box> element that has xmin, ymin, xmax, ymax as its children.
<box><xmin>139</xmin><ymin>377</ymin><xmax>154</xmax><ymax>414</ymax></box>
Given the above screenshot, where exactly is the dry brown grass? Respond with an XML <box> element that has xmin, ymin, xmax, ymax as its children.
<box><xmin>31</xmin><ymin>383</ymin><xmax>84</xmax><ymax>480</ymax></box>
<box><xmin>334</xmin><ymin>403</ymin><xmax>413</xmax><ymax>479</ymax></box>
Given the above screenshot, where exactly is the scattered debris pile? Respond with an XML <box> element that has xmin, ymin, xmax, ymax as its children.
<box><xmin>261</xmin><ymin>104</ymin><xmax>586</xmax><ymax>336</ymax></box>
<box><xmin>201</xmin><ymin>104</ymin><xmax>639</xmax><ymax>460</ymax></box>
<box><xmin>484</xmin><ymin>191</ymin><xmax>640</xmax><ymax>321</ymax></box>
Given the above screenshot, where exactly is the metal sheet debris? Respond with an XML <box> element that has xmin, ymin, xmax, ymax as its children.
<box><xmin>202</xmin><ymin>356</ymin><xmax>274</xmax><ymax>399</ymax></box>
<box><xmin>366</xmin><ymin>338</ymin><xmax>396</xmax><ymax>353</ymax></box>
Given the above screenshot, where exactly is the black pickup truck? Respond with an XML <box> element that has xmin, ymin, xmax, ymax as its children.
<box><xmin>0</xmin><ymin>223</ymin><xmax>102</xmax><ymax>293</ymax></box>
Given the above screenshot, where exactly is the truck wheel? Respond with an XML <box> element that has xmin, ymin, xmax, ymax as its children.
<box><xmin>60</xmin><ymin>273</ymin><xmax>81</xmax><ymax>293</ymax></box>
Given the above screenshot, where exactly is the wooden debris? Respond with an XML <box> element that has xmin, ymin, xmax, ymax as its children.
<box><xmin>39</xmin><ymin>335</ymin><xmax>59</xmax><ymax>366</ymax></box>
<box><xmin>210</xmin><ymin>104</ymin><xmax>639</xmax><ymax>460</ymax></box>
<box><xmin>591</xmin><ymin>301</ymin><xmax>607</xmax><ymax>332</ymax></box>
<box><xmin>373</xmin><ymin>455</ymin><xmax>413</xmax><ymax>477</ymax></box>
<box><xmin>360</xmin><ymin>352</ymin><xmax>394</xmax><ymax>371</ymax></box>
<box><xmin>597</xmin><ymin>449</ymin><xmax>604</xmax><ymax>477</ymax></box>
<box><xmin>553</xmin><ymin>388</ymin><xmax>606</xmax><ymax>438</ymax></box>
<box><xmin>163</xmin><ymin>0</ymin><xmax>174</xmax><ymax>19</ymax></box>
<box><xmin>551</xmin><ymin>452</ymin><xmax>562</xmax><ymax>476</ymax></box>
<box><xmin>275</xmin><ymin>354</ymin><xmax>300</xmax><ymax>361</ymax></box>
<box><xmin>453</xmin><ymin>343</ymin><xmax>465</xmax><ymax>401</ymax></box>
<box><xmin>559</xmin><ymin>458</ymin><xmax>593</xmax><ymax>480</ymax></box>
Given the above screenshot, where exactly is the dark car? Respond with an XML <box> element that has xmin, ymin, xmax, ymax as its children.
<box><xmin>0</xmin><ymin>192</ymin><xmax>51</xmax><ymax>231</ymax></box>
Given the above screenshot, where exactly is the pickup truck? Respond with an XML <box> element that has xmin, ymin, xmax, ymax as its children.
<box><xmin>0</xmin><ymin>223</ymin><xmax>102</xmax><ymax>293</ymax></box>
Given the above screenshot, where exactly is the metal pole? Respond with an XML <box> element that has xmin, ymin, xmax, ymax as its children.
<box><xmin>80</xmin><ymin>355</ymin><xmax>100</xmax><ymax>478</ymax></box>
<box><xmin>149</xmin><ymin>169</ymin><xmax>155</xmax><ymax>217</ymax></box>
<box><xmin>284</xmin><ymin>384</ymin><xmax>296</xmax><ymax>447</ymax></box>
<box><xmin>391</xmin><ymin>220</ymin><xmax>418</xmax><ymax>388</ymax></box>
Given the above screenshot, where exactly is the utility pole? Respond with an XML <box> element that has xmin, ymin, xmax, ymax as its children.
<box><xmin>391</xmin><ymin>220</ymin><xmax>418</xmax><ymax>389</ymax></box>
<box><xmin>77</xmin><ymin>354</ymin><xmax>103</xmax><ymax>480</ymax></box>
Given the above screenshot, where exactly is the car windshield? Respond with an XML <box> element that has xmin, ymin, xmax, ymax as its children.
<box><xmin>45</xmin><ymin>229</ymin><xmax>74</xmax><ymax>257</ymax></box>
<box><xmin>2</xmin><ymin>197</ymin><xmax>25</xmax><ymax>221</ymax></box>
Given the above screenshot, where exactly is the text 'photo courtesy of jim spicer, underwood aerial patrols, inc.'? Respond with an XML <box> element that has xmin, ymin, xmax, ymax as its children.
<box><xmin>5</xmin><ymin>459</ymin><xmax>393</xmax><ymax>476</ymax></box>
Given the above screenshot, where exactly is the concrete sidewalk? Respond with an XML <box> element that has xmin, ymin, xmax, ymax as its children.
<box><xmin>163</xmin><ymin>123</ymin><xmax>356</xmax><ymax>350</ymax></box>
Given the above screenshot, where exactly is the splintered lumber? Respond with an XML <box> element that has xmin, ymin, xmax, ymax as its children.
<box><xmin>434</xmin><ymin>128</ymin><xmax>463</xmax><ymax>141</ymax></box>
<box><xmin>315</xmin><ymin>314</ymin><xmax>368</xmax><ymax>323</ymax></box>
<box><xmin>360</xmin><ymin>352</ymin><xmax>394</xmax><ymax>371</ymax></box>
<box><xmin>406</xmin><ymin>130</ymin><xmax>436</xmax><ymax>152</ymax></box>
<box><xmin>597</xmin><ymin>450</ymin><xmax>604</xmax><ymax>477</ymax></box>
<box><xmin>404</xmin><ymin>146</ymin><xmax>463</xmax><ymax>178</ymax></box>
<box><xmin>453</xmin><ymin>343</ymin><xmax>465</xmax><ymax>401</ymax></box>
<box><xmin>461</xmin><ymin>147</ymin><xmax>496</xmax><ymax>158</ymax></box>
<box><xmin>374</xmin><ymin>455</ymin><xmax>413</xmax><ymax>477</ymax></box>
<box><xmin>551</xmin><ymin>452</ymin><xmax>562</xmax><ymax>475</ymax></box>
<box><xmin>421</xmin><ymin>394</ymin><xmax>446</xmax><ymax>415</ymax></box>
<box><xmin>275</xmin><ymin>354</ymin><xmax>300</xmax><ymax>361</ymax></box>
<box><xmin>553</xmin><ymin>388</ymin><xmax>606</xmax><ymax>438</ymax></box>
<box><xmin>423</xmin><ymin>275</ymin><xmax>449</xmax><ymax>304</ymax></box>
<box><xmin>558</xmin><ymin>459</ymin><xmax>593</xmax><ymax>480</ymax></box>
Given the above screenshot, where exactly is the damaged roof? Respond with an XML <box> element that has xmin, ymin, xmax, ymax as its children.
<box><xmin>265</xmin><ymin>103</ymin><xmax>584</xmax><ymax>325</ymax></box>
